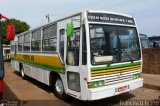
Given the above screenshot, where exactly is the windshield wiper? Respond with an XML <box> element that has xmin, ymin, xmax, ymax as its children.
<box><xmin>121</xmin><ymin>48</ymin><xmax>133</xmax><ymax>63</ymax></box>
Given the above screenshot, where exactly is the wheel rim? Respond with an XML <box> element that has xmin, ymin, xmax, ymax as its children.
<box><xmin>55</xmin><ymin>79</ymin><xmax>64</xmax><ymax>95</ymax></box>
<box><xmin>21</xmin><ymin>68</ymin><xmax>24</xmax><ymax>77</ymax></box>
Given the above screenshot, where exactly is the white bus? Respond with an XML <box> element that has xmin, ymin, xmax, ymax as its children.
<box><xmin>3</xmin><ymin>45</ymin><xmax>11</xmax><ymax>60</ymax></box>
<box><xmin>11</xmin><ymin>10</ymin><xmax>143</xmax><ymax>100</ymax></box>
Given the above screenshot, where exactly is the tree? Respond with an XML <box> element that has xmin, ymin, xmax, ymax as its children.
<box><xmin>1</xmin><ymin>19</ymin><xmax>30</xmax><ymax>45</ymax></box>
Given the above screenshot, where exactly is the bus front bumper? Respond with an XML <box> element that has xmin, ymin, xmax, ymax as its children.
<box><xmin>87</xmin><ymin>78</ymin><xmax>143</xmax><ymax>100</ymax></box>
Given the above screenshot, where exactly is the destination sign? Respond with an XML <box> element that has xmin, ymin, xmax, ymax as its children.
<box><xmin>88</xmin><ymin>13</ymin><xmax>135</xmax><ymax>25</ymax></box>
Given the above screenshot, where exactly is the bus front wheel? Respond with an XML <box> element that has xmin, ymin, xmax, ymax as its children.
<box><xmin>52</xmin><ymin>76</ymin><xmax>67</xmax><ymax>100</ymax></box>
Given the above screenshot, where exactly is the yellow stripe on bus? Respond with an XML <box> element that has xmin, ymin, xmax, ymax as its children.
<box><xmin>14</xmin><ymin>54</ymin><xmax>64</xmax><ymax>68</ymax></box>
<box><xmin>91</xmin><ymin>67</ymin><xmax>140</xmax><ymax>77</ymax></box>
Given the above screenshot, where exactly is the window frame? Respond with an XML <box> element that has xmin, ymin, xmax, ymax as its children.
<box><xmin>42</xmin><ymin>23</ymin><xmax>57</xmax><ymax>52</ymax></box>
<box><xmin>18</xmin><ymin>35</ymin><xmax>24</xmax><ymax>52</ymax></box>
<box><xmin>31</xmin><ymin>29</ymin><xmax>41</xmax><ymax>52</ymax></box>
<box><xmin>89</xmin><ymin>24</ymin><xmax>141</xmax><ymax>65</ymax></box>
<box><xmin>24</xmin><ymin>32</ymin><xmax>31</xmax><ymax>52</ymax></box>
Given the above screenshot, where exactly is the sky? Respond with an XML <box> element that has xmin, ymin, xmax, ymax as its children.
<box><xmin>0</xmin><ymin>0</ymin><xmax>160</xmax><ymax>36</ymax></box>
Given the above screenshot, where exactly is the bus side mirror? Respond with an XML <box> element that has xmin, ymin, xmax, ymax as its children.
<box><xmin>66</xmin><ymin>23</ymin><xmax>74</xmax><ymax>38</ymax></box>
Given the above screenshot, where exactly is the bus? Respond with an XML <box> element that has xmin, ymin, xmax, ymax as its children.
<box><xmin>148</xmin><ymin>36</ymin><xmax>160</xmax><ymax>48</ymax></box>
<box><xmin>139</xmin><ymin>34</ymin><xmax>149</xmax><ymax>48</ymax></box>
<box><xmin>11</xmin><ymin>10</ymin><xmax>143</xmax><ymax>100</ymax></box>
<box><xmin>3</xmin><ymin>45</ymin><xmax>11</xmax><ymax>61</ymax></box>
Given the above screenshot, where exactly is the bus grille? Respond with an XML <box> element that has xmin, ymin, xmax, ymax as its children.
<box><xmin>90</xmin><ymin>63</ymin><xmax>141</xmax><ymax>85</ymax></box>
<box><xmin>91</xmin><ymin>65</ymin><xmax>141</xmax><ymax>77</ymax></box>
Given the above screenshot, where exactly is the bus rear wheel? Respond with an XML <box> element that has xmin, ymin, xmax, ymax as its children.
<box><xmin>52</xmin><ymin>76</ymin><xmax>67</xmax><ymax>100</ymax></box>
<box><xmin>20</xmin><ymin>67</ymin><xmax>25</xmax><ymax>79</ymax></box>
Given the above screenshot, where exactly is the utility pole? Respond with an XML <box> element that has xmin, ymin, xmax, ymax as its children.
<box><xmin>0</xmin><ymin>14</ymin><xmax>14</xmax><ymax>79</ymax></box>
<box><xmin>0</xmin><ymin>14</ymin><xmax>5</xmax><ymax>79</ymax></box>
<box><xmin>46</xmin><ymin>14</ymin><xmax>50</xmax><ymax>23</ymax></box>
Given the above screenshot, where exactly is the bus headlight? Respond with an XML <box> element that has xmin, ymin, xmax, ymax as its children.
<box><xmin>67</xmin><ymin>72</ymin><xmax>80</xmax><ymax>92</ymax></box>
<box><xmin>133</xmin><ymin>73</ymin><xmax>141</xmax><ymax>79</ymax></box>
<box><xmin>88</xmin><ymin>80</ymin><xmax>105</xmax><ymax>88</ymax></box>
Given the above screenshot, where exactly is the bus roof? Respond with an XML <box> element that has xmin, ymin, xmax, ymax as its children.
<box><xmin>86</xmin><ymin>10</ymin><xmax>133</xmax><ymax>18</ymax></box>
<box><xmin>16</xmin><ymin>10</ymin><xmax>134</xmax><ymax>37</ymax></box>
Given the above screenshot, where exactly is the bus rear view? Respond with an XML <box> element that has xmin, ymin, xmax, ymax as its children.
<box><xmin>85</xmin><ymin>10</ymin><xmax>143</xmax><ymax>100</ymax></box>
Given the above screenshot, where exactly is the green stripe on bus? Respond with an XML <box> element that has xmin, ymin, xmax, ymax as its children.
<box><xmin>91</xmin><ymin>62</ymin><xmax>141</xmax><ymax>71</ymax></box>
<box><xmin>13</xmin><ymin>59</ymin><xmax>65</xmax><ymax>72</ymax></box>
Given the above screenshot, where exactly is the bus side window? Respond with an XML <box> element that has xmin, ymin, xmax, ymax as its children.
<box><xmin>18</xmin><ymin>35</ymin><xmax>24</xmax><ymax>52</ymax></box>
<box><xmin>43</xmin><ymin>24</ymin><xmax>57</xmax><ymax>51</ymax></box>
<box><xmin>31</xmin><ymin>29</ymin><xmax>41</xmax><ymax>51</ymax></box>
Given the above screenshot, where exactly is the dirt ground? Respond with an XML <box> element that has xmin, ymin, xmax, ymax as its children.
<box><xmin>3</xmin><ymin>62</ymin><xmax>160</xmax><ymax>106</ymax></box>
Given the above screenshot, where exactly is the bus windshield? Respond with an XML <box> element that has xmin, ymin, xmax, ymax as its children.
<box><xmin>89</xmin><ymin>24</ymin><xmax>140</xmax><ymax>65</ymax></box>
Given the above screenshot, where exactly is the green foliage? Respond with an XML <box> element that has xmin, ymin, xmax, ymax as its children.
<box><xmin>1</xmin><ymin>18</ymin><xmax>30</xmax><ymax>45</ymax></box>
<box><xmin>66</xmin><ymin>23</ymin><xmax>74</xmax><ymax>38</ymax></box>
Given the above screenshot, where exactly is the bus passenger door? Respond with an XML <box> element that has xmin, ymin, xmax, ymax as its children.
<box><xmin>65</xmin><ymin>28</ymin><xmax>81</xmax><ymax>98</ymax></box>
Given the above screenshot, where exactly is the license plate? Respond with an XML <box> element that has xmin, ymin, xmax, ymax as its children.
<box><xmin>118</xmin><ymin>85</ymin><xmax>128</xmax><ymax>92</ymax></box>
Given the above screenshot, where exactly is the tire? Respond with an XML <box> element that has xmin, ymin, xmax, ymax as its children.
<box><xmin>20</xmin><ymin>67</ymin><xmax>26</xmax><ymax>79</ymax></box>
<box><xmin>53</xmin><ymin>76</ymin><xmax>67</xmax><ymax>100</ymax></box>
